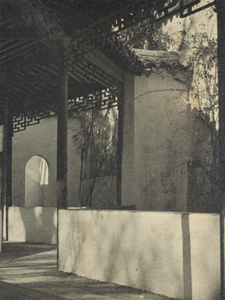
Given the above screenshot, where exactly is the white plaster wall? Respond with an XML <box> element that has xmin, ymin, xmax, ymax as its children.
<box><xmin>80</xmin><ymin>176</ymin><xmax>117</xmax><ymax>208</ymax></box>
<box><xmin>187</xmin><ymin>111</ymin><xmax>218</xmax><ymax>213</ymax></box>
<box><xmin>12</xmin><ymin>117</ymin><xmax>58</xmax><ymax>207</ymax></box>
<box><xmin>12</xmin><ymin>113</ymin><xmax>116</xmax><ymax>209</ymax></box>
<box><xmin>122</xmin><ymin>71</ymin><xmax>191</xmax><ymax>211</ymax></box>
<box><xmin>0</xmin><ymin>210</ymin><xmax>2</xmax><ymax>252</ymax></box>
<box><xmin>189</xmin><ymin>214</ymin><xmax>220</xmax><ymax>300</ymax></box>
<box><xmin>12</xmin><ymin>115</ymin><xmax>82</xmax><ymax>208</ymax></box>
<box><xmin>134</xmin><ymin>72</ymin><xmax>190</xmax><ymax>211</ymax></box>
<box><xmin>58</xmin><ymin>210</ymin><xmax>221</xmax><ymax>300</ymax></box>
<box><xmin>7</xmin><ymin>207</ymin><xmax>57</xmax><ymax>245</ymax></box>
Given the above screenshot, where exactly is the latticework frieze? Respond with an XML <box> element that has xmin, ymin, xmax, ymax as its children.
<box><xmin>13</xmin><ymin>111</ymin><xmax>57</xmax><ymax>133</ymax></box>
<box><xmin>13</xmin><ymin>86</ymin><xmax>122</xmax><ymax>133</ymax></box>
<box><xmin>70</xmin><ymin>86</ymin><xmax>122</xmax><ymax>112</ymax></box>
<box><xmin>68</xmin><ymin>87</ymin><xmax>121</xmax><ymax>112</ymax></box>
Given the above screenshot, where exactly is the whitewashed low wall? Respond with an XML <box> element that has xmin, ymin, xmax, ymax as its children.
<box><xmin>58</xmin><ymin>210</ymin><xmax>220</xmax><ymax>300</ymax></box>
<box><xmin>7</xmin><ymin>206</ymin><xmax>57</xmax><ymax>245</ymax></box>
<box><xmin>0</xmin><ymin>210</ymin><xmax>2</xmax><ymax>252</ymax></box>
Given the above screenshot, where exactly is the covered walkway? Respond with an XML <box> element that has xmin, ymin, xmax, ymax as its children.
<box><xmin>0</xmin><ymin>242</ymin><xmax>176</xmax><ymax>300</ymax></box>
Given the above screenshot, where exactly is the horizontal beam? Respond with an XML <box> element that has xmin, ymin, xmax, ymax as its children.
<box><xmin>0</xmin><ymin>42</ymin><xmax>38</xmax><ymax>64</ymax></box>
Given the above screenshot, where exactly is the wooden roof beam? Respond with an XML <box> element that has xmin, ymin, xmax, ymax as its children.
<box><xmin>0</xmin><ymin>42</ymin><xmax>37</xmax><ymax>64</ymax></box>
<box><xmin>0</xmin><ymin>41</ymin><xmax>38</xmax><ymax>61</ymax></box>
<box><xmin>16</xmin><ymin>72</ymin><xmax>44</xmax><ymax>93</ymax></box>
<box><xmin>10</xmin><ymin>85</ymin><xmax>31</xmax><ymax>99</ymax></box>
<box><xmin>80</xmin><ymin>60</ymin><xmax>119</xmax><ymax>87</ymax></box>
<box><xmin>17</xmin><ymin>67</ymin><xmax>53</xmax><ymax>83</ymax></box>
<box><xmin>0</xmin><ymin>41</ymin><xmax>27</xmax><ymax>55</ymax></box>
<box><xmin>31</xmin><ymin>65</ymin><xmax>59</xmax><ymax>78</ymax></box>
<box><xmin>69</xmin><ymin>63</ymin><xmax>91</xmax><ymax>84</ymax></box>
<box><xmin>11</xmin><ymin>77</ymin><xmax>40</xmax><ymax>96</ymax></box>
<box><xmin>70</xmin><ymin>58</ymin><xmax>117</xmax><ymax>89</ymax></box>
<box><xmin>86</xmin><ymin>49</ymin><xmax>124</xmax><ymax>82</ymax></box>
<box><xmin>67</xmin><ymin>71</ymin><xmax>82</xmax><ymax>83</ymax></box>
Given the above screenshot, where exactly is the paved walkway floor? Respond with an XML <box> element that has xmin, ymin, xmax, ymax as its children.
<box><xmin>0</xmin><ymin>242</ymin><xmax>177</xmax><ymax>300</ymax></box>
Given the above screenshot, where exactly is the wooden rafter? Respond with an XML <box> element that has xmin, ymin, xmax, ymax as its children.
<box><xmin>0</xmin><ymin>42</ymin><xmax>39</xmax><ymax>65</ymax></box>
<box><xmin>0</xmin><ymin>0</ymin><xmax>214</xmax><ymax>121</ymax></box>
<box><xmin>0</xmin><ymin>41</ymin><xmax>27</xmax><ymax>55</ymax></box>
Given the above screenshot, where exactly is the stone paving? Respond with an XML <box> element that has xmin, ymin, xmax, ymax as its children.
<box><xmin>0</xmin><ymin>242</ymin><xmax>178</xmax><ymax>300</ymax></box>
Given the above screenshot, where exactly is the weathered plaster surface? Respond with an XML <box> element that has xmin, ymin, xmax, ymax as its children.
<box><xmin>58</xmin><ymin>209</ymin><xmax>220</xmax><ymax>300</ymax></box>
<box><xmin>12</xmin><ymin>116</ymin><xmax>57</xmax><ymax>207</ymax></box>
<box><xmin>122</xmin><ymin>71</ymin><xmax>190</xmax><ymax>211</ymax></box>
<box><xmin>12</xmin><ymin>114</ymin><xmax>117</xmax><ymax>209</ymax></box>
<box><xmin>121</xmin><ymin>69</ymin><xmax>217</xmax><ymax>212</ymax></box>
<box><xmin>59</xmin><ymin>209</ymin><xmax>184</xmax><ymax>299</ymax></box>
<box><xmin>7</xmin><ymin>206</ymin><xmax>57</xmax><ymax>245</ymax></box>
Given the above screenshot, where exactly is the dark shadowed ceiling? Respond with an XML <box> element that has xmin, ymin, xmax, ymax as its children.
<box><xmin>0</xmin><ymin>0</ymin><xmax>213</xmax><ymax>119</ymax></box>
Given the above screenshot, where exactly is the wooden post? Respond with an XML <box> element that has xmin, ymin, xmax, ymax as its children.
<box><xmin>216</xmin><ymin>1</ymin><xmax>225</xmax><ymax>298</ymax></box>
<box><xmin>0</xmin><ymin>127</ymin><xmax>5</xmax><ymax>253</ymax></box>
<box><xmin>56</xmin><ymin>44</ymin><xmax>68</xmax><ymax>268</ymax></box>
<box><xmin>5</xmin><ymin>116</ymin><xmax>12</xmax><ymax>241</ymax></box>
<box><xmin>116</xmin><ymin>96</ymin><xmax>124</xmax><ymax>207</ymax></box>
<box><xmin>120</xmin><ymin>74</ymin><xmax>135</xmax><ymax>208</ymax></box>
<box><xmin>57</xmin><ymin>51</ymin><xmax>68</xmax><ymax>210</ymax></box>
<box><xmin>0</xmin><ymin>95</ymin><xmax>7</xmax><ymax>252</ymax></box>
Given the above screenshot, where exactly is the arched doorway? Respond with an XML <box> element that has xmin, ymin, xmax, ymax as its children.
<box><xmin>25</xmin><ymin>156</ymin><xmax>49</xmax><ymax>207</ymax></box>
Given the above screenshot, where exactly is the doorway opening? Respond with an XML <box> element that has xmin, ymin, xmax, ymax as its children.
<box><xmin>25</xmin><ymin>156</ymin><xmax>49</xmax><ymax>207</ymax></box>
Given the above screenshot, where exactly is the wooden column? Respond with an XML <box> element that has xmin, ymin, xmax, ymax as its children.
<box><xmin>0</xmin><ymin>95</ymin><xmax>7</xmax><ymax>252</ymax></box>
<box><xmin>5</xmin><ymin>116</ymin><xmax>12</xmax><ymax>241</ymax></box>
<box><xmin>0</xmin><ymin>127</ymin><xmax>5</xmax><ymax>253</ymax></box>
<box><xmin>116</xmin><ymin>97</ymin><xmax>124</xmax><ymax>207</ymax></box>
<box><xmin>57</xmin><ymin>47</ymin><xmax>68</xmax><ymax>210</ymax></box>
<box><xmin>120</xmin><ymin>74</ymin><xmax>135</xmax><ymax>208</ymax></box>
<box><xmin>6</xmin><ymin>117</ymin><xmax>12</xmax><ymax>207</ymax></box>
<box><xmin>217</xmin><ymin>1</ymin><xmax>225</xmax><ymax>298</ymax></box>
<box><xmin>56</xmin><ymin>45</ymin><xmax>68</xmax><ymax>268</ymax></box>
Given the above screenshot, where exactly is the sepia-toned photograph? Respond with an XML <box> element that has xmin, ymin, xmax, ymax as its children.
<box><xmin>0</xmin><ymin>0</ymin><xmax>223</xmax><ymax>299</ymax></box>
